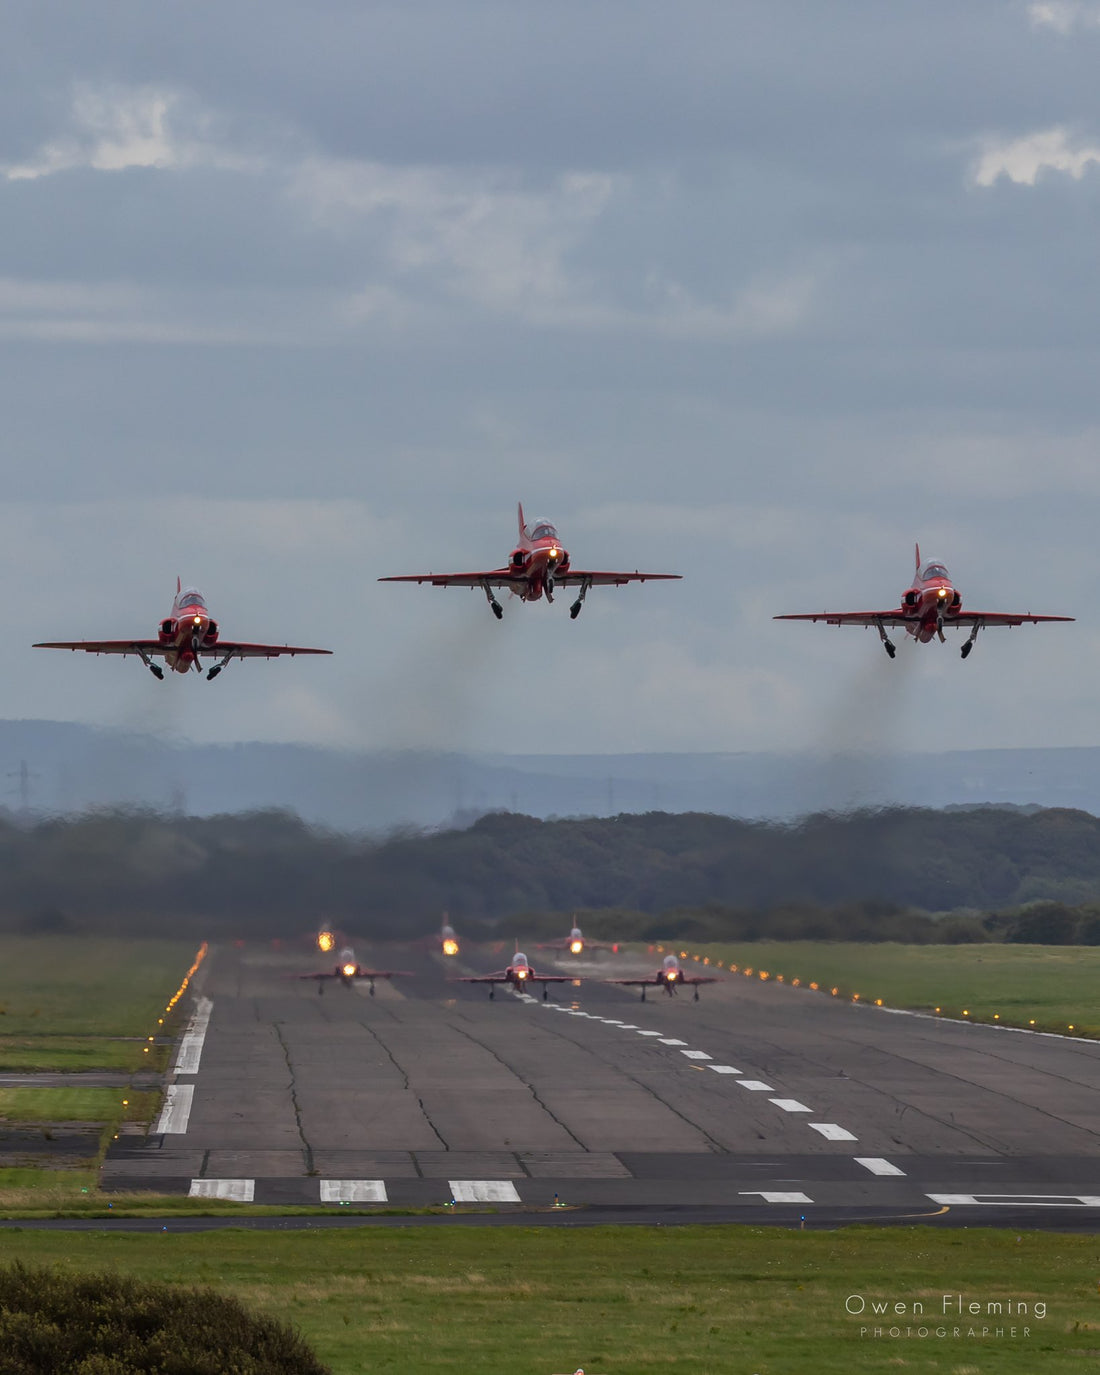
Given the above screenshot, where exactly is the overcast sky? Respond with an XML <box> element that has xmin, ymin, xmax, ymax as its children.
<box><xmin>2</xmin><ymin>1</ymin><xmax>1100</xmax><ymax>759</ymax></box>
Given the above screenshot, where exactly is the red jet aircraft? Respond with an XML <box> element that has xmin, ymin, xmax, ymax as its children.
<box><xmin>298</xmin><ymin>946</ymin><xmax>413</xmax><ymax>996</ymax></box>
<box><xmin>537</xmin><ymin>924</ymin><xmax>619</xmax><ymax>957</ymax></box>
<box><xmin>456</xmin><ymin>949</ymin><xmax>578</xmax><ymax>1000</ymax></box>
<box><xmin>605</xmin><ymin>953</ymin><xmax>719</xmax><ymax>1002</ymax></box>
<box><xmin>34</xmin><ymin>580</ymin><xmax>332</xmax><ymax>680</ymax></box>
<box><xmin>775</xmin><ymin>546</ymin><xmax>1073</xmax><ymax>659</ymax></box>
<box><xmin>380</xmin><ymin>503</ymin><xmax>681</xmax><ymax>619</ymax></box>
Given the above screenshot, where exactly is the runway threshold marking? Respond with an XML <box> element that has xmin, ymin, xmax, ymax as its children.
<box><xmin>927</xmin><ymin>1193</ymin><xmax>1100</xmax><ymax>1207</ymax></box>
<box><xmin>737</xmin><ymin>1080</ymin><xmax>775</xmax><ymax>1092</ymax></box>
<box><xmin>154</xmin><ymin>1083</ymin><xmax>194</xmax><ymax>1134</ymax></box>
<box><xmin>769</xmin><ymin>1098</ymin><xmax>811</xmax><ymax>1113</ymax></box>
<box><xmin>173</xmin><ymin>996</ymin><xmax>213</xmax><ymax>1076</ymax></box>
<box><xmin>809</xmin><ymin>1123</ymin><xmax>858</xmax><ymax>1141</ymax></box>
<box><xmin>189</xmin><ymin>1179</ymin><xmax>254</xmax><ymax>1202</ymax></box>
<box><xmin>855</xmin><ymin>1157</ymin><xmax>906</xmax><ymax>1177</ymax></box>
<box><xmin>740</xmin><ymin>1191</ymin><xmax>814</xmax><ymax>1204</ymax></box>
<box><xmin>320</xmin><ymin>1180</ymin><xmax>388</xmax><ymax>1203</ymax></box>
<box><xmin>449</xmin><ymin>1180</ymin><xmax>522</xmax><ymax>1203</ymax></box>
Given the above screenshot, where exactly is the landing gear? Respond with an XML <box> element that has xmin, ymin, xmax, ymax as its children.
<box><xmin>482</xmin><ymin>581</ymin><xmax>503</xmax><ymax>619</ymax></box>
<box><xmin>640</xmin><ymin>987</ymin><xmax>647</xmax><ymax>1002</ymax></box>
<box><xmin>545</xmin><ymin>578</ymin><xmax>554</xmax><ymax>604</ymax></box>
<box><xmin>368</xmin><ymin>981</ymin><xmax>376</xmax><ymax>997</ymax></box>
<box><xmin>693</xmin><ymin>988</ymin><xmax>700</xmax><ymax>1002</ymax></box>
<box><xmin>489</xmin><ymin>986</ymin><xmax>495</xmax><ymax>999</ymax></box>
<box><xmin>542</xmin><ymin>984</ymin><xmax>550</xmax><ymax>1001</ymax></box>
<box><xmin>137</xmin><ymin>648</ymin><xmax>164</xmax><ymax>680</ymax></box>
<box><xmin>569</xmin><ymin>578</ymin><xmax>592</xmax><ymax>621</ymax></box>
<box><xmin>961</xmin><ymin>623</ymin><xmax>980</xmax><ymax>660</ymax></box>
<box><xmin>317</xmin><ymin>982</ymin><xmax>324</xmax><ymax>996</ymax></box>
<box><xmin>876</xmin><ymin>620</ymin><xmax>896</xmax><ymax>659</ymax></box>
<box><xmin>207</xmin><ymin>650</ymin><xmax>235</xmax><ymax>681</ymax></box>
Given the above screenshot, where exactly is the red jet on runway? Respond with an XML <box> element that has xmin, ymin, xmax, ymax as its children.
<box><xmin>299</xmin><ymin>946</ymin><xmax>413</xmax><ymax>997</ymax></box>
<box><xmin>605</xmin><ymin>953</ymin><xmax>719</xmax><ymax>1002</ymax></box>
<box><xmin>456</xmin><ymin>949</ymin><xmax>578</xmax><ymax>1001</ymax></box>
<box><xmin>380</xmin><ymin>503</ymin><xmax>681</xmax><ymax>619</ymax></box>
<box><xmin>35</xmin><ymin>581</ymin><xmax>332</xmax><ymax>680</ymax></box>
<box><xmin>775</xmin><ymin>546</ymin><xmax>1073</xmax><ymax>659</ymax></box>
<box><xmin>537</xmin><ymin>924</ymin><xmax>619</xmax><ymax>957</ymax></box>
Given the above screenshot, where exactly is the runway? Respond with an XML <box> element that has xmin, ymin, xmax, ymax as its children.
<box><xmin>103</xmin><ymin>942</ymin><xmax>1100</xmax><ymax>1225</ymax></box>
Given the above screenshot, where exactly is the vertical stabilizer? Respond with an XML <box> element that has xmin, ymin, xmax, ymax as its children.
<box><xmin>517</xmin><ymin>502</ymin><xmax>526</xmax><ymax>539</ymax></box>
<box><xmin>177</xmin><ymin>576</ymin><xmax>182</xmax><ymax>594</ymax></box>
<box><xmin>914</xmin><ymin>543</ymin><xmax>921</xmax><ymax>575</ymax></box>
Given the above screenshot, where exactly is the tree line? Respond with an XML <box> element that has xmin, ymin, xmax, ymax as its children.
<box><xmin>4</xmin><ymin>803</ymin><xmax>1100</xmax><ymax>943</ymax></box>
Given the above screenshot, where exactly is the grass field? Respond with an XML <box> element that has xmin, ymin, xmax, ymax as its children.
<box><xmin>0</xmin><ymin>1088</ymin><xmax>157</xmax><ymax>1122</ymax></box>
<box><xmin>0</xmin><ymin>1224</ymin><xmax>1093</xmax><ymax>1373</ymax></box>
<box><xmin>0</xmin><ymin>936</ymin><xmax>203</xmax><ymax>1070</ymax></box>
<box><xmin>668</xmin><ymin>941</ymin><xmax>1100</xmax><ymax>1037</ymax></box>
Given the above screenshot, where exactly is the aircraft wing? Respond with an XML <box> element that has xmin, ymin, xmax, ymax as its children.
<box><xmin>603</xmin><ymin>977</ymin><xmax>662</xmax><ymax>987</ymax></box>
<box><xmin>456</xmin><ymin>971</ymin><xmax>511</xmax><ymax>983</ymax></box>
<box><xmin>555</xmin><ymin>570</ymin><xmax>681</xmax><ymax>587</ymax></box>
<box><xmin>298</xmin><ymin>969</ymin><xmax>412</xmax><ymax>980</ymax></box>
<box><xmin>945</xmin><ymin>613</ymin><xmax>1075</xmax><ymax>627</ymax></box>
<box><xmin>379</xmin><ymin>569</ymin><xmax>520</xmax><ymax>588</ymax></box>
<box><xmin>34</xmin><ymin>640</ymin><xmax>331</xmax><ymax>658</ymax></box>
<box><xmin>197</xmin><ymin>641</ymin><xmax>331</xmax><ymax>658</ymax></box>
<box><xmin>773</xmin><ymin>610</ymin><xmax>912</xmax><ymax>628</ymax></box>
<box><xmin>34</xmin><ymin>640</ymin><xmax>171</xmax><ymax>656</ymax></box>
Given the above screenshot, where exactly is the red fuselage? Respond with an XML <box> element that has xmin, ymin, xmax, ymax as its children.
<box><xmin>509</xmin><ymin>519</ymin><xmax>570</xmax><ymax>603</ymax></box>
<box><xmin>158</xmin><ymin>590</ymin><xmax>220</xmax><ymax>674</ymax></box>
<box><xmin>902</xmin><ymin>563</ymin><xmax>962</xmax><ymax>643</ymax></box>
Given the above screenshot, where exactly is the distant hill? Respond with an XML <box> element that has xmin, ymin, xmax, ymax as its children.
<box><xmin>0</xmin><ymin>718</ymin><xmax>1099</xmax><ymax>830</ymax></box>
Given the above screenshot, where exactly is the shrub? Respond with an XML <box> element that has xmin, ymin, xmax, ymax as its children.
<box><xmin>0</xmin><ymin>1263</ymin><xmax>331</xmax><ymax>1374</ymax></box>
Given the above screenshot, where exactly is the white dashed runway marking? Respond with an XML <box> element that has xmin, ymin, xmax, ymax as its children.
<box><xmin>449</xmin><ymin>1180</ymin><xmax>521</xmax><ymax>1203</ymax></box>
<box><xmin>320</xmin><ymin>1179</ymin><xmax>388</xmax><ymax>1203</ymax></box>
<box><xmin>737</xmin><ymin>1080</ymin><xmax>775</xmax><ymax>1092</ymax></box>
<box><xmin>855</xmin><ymin>1157</ymin><xmax>906</xmax><ymax>1176</ymax></box>
<box><xmin>636</xmin><ymin>1030</ymin><xmax>663</xmax><ymax>1037</ymax></box>
<box><xmin>769</xmin><ymin>1098</ymin><xmax>811</xmax><ymax>1113</ymax></box>
<box><xmin>679</xmin><ymin>1050</ymin><xmax>712</xmax><ymax>1060</ymax></box>
<box><xmin>189</xmin><ymin>1178</ymin><xmax>254</xmax><ymax>1201</ymax></box>
<box><xmin>740</xmin><ymin>1191</ymin><xmax>813</xmax><ymax>1204</ymax></box>
<box><xmin>155</xmin><ymin>1083</ymin><xmax>194</xmax><ymax>1134</ymax></box>
<box><xmin>809</xmin><ymin>1123</ymin><xmax>858</xmax><ymax>1141</ymax></box>
<box><xmin>927</xmin><ymin>1193</ymin><xmax>1100</xmax><ymax>1207</ymax></box>
<box><xmin>707</xmin><ymin>1065</ymin><xmax>742</xmax><ymax>1075</ymax></box>
<box><xmin>173</xmin><ymin>996</ymin><xmax>213</xmax><ymax>1076</ymax></box>
<box><xmin>658</xmin><ymin>1038</ymin><xmax>688</xmax><ymax>1046</ymax></box>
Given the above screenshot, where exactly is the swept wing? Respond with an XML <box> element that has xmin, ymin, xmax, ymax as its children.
<box><xmin>34</xmin><ymin>640</ymin><xmax>332</xmax><ymax>658</ymax></box>
<box><xmin>773</xmin><ymin>611</ymin><xmax>1073</xmax><ymax>628</ymax></box>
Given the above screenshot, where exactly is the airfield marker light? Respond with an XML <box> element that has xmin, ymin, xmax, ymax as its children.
<box><xmin>759</xmin><ymin>971</ymin><xmax>769</xmax><ymax>981</ymax></box>
<box><xmin>809</xmin><ymin>982</ymin><xmax>818</xmax><ymax>991</ymax></box>
<box><xmin>830</xmin><ymin>987</ymin><xmax>839</xmax><ymax>997</ymax></box>
<box><xmin>1069</xmin><ymin>1024</ymin><xmax>1075</xmax><ymax>1031</ymax></box>
<box><xmin>122</xmin><ymin>1099</ymin><xmax>128</xmax><ymax>1106</ymax></box>
<box><xmin>143</xmin><ymin>1048</ymin><xmax>149</xmax><ymax>1054</ymax></box>
<box><xmin>744</xmin><ymin>968</ymin><xmax>753</xmax><ymax>977</ymax></box>
<box><xmin>962</xmin><ymin>1010</ymin><xmax>969</xmax><ymax>1017</ymax></box>
<box><xmin>730</xmin><ymin>964</ymin><xmax>739</xmax><ymax>973</ymax></box>
<box><xmin>776</xmin><ymin>974</ymin><xmax>784</xmax><ymax>983</ymax></box>
<box><xmin>693</xmin><ymin>954</ymin><xmax>700</xmax><ymax>962</ymax></box>
<box><xmin>1029</xmin><ymin>1019</ymin><xmax>1036</xmax><ymax>1025</ymax></box>
<box><xmin>993</xmin><ymin>1014</ymin><xmax>999</xmax><ymax>1020</ymax></box>
<box><xmin>680</xmin><ymin>951</ymin><xmax>687</xmax><ymax>959</ymax></box>
<box><xmin>703</xmin><ymin>957</ymin><xmax>710</xmax><ymax>966</ymax></box>
<box><xmin>875</xmin><ymin>998</ymin><xmax>882</xmax><ymax>1007</ymax></box>
<box><xmin>851</xmin><ymin>993</ymin><xmax>860</xmax><ymax>1001</ymax></box>
<box><xmin>792</xmin><ymin>978</ymin><xmax>800</xmax><ymax>987</ymax></box>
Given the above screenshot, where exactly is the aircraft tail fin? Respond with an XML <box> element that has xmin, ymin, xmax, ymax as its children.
<box><xmin>176</xmin><ymin>575</ymin><xmax>182</xmax><ymax>594</ymax></box>
<box><xmin>914</xmin><ymin>543</ymin><xmax>921</xmax><ymax>575</ymax></box>
<box><xmin>517</xmin><ymin>502</ymin><xmax>526</xmax><ymax>539</ymax></box>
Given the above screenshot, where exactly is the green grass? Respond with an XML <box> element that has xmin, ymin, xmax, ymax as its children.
<box><xmin>670</xmin><ymin>941</ymin><xmax>1100</xmax><ymax>1036</ymax></box>
<box><xmin>0</xmin><ymin>936</ymin><xmax>202</xmax><ymax>1070</ymax></box>
<box><xmin>0</xmin><ymin>1225</ymin><xmax>1092</xmax><ymax>1373</ymax></box>
<box><xmin>0</xmin><ymin>1088</ymin><xmax>157</xmax><ymax>1123</ymax></box>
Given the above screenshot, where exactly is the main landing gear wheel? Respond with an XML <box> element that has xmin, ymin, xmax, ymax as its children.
<box><xmin>542</xmin><ymin>985</ymin><xmax>549</xmax><ymax>1001</ymax></box>
<box><xmin>961</xmin><ymin>642</ymin><xmax>973</xmax><ymax>660</ymax></box>
<box><xmin>491</xmin><ymin>602</ymin><xmax>503</xmax><ymax>619</ymax></box>
<box><xmin>369</xmin><ymin>983</ymin><xmax>375</xmax><ymax>996</ymax></box>
<box><xmin>693</xmin><ymin>988</ymin><xmax>700</xmax><ymax>1002</ymax></box>
<box><xmin>569</xmin><ymin>602</ymin><xmax>581</xmax><ymax>619</ymax></box>
<box><xmin>884</xmin><ymin>641</ymin><xmax>896</xmax><ymax>659</ymax></box>
<box><xmin>489</xmin><ymin>987</ymin><xmax>495</xmax><ymax>999</ymax></box>
<box><xmin>149</xmin><ymin>664</ymin><xmax>165</xmax><ymax>680</ymax></box>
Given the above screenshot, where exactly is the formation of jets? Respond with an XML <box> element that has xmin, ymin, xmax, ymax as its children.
<box><xmin>29</xmin><ymin>512</ymin><xmax>1072</xmax><ymax>680</ymax></box>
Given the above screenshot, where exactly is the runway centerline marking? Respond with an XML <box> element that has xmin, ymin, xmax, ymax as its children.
<box><xmin>769</xmin><ymin>1098</ymin><xmax>811</xmax><ymax>1113</ymax></box>
<box><xmin>855</xmin><ymin>1157</ymin><xmax>906</xmax><ymax>1177</ymax></box>
<box><xmin>658</xmin><ymin>1038</ymin><xmax>688</xmax><ymax>1046</ymax></box>
<box><xmin>320</xmin><ymin>1180</ymin><xmax>388</xmax><ymax>1203</ymax></box>
<box><xmin>636</xmin><ymin>1030</ymin><xmax>663</xmax><ymax>1037</ymax></box>
<box><xmin>737</xmin><ymin>1080</ymin><xmax>775</xmax><ymax>1092</ymax></box>
<box><xmin>679</xmin><ymin>1050</ymin><xmax>712</xmax><ymax>1060</ymax></box>
<box><xmin>707</xmin><ymin>1065</ymin><xmax>742</xmax><ymax>1075</ymax></box>
<box><xmin>154</xmin><ymin>1083</ymin><xmax>194</xmax><ymax>1134</ymax></box>
<box><xmin>809</xmin><ymin>1123</ymin><xmax>858</xmax><ymax>1141</ymax></box>
<box><xmin>740</xmin><ymin>1191</ymin><xmax>814</xmax><ymax>1204</ymax></box>
<box><xmin>189</xmin><ymin>1179</ymin><xmax>254</xmax><ymax>1202</ymax></box>
<box><xmin>449</xmin><ymin>1180</ymin><xmax>521</xmax><ymax>1203</ymax></box>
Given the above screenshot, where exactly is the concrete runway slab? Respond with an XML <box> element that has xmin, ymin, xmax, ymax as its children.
<box><xmin>104</xmin><ymin>941</ymin><xmax>1100</xmax><ymax>1223</ymax></box>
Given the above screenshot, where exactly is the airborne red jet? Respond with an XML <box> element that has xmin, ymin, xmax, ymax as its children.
<box><xmin>380</xmin><ymin>503</ymin><xmax>680</xmax><ymax>619</ymax></box>
<box><xmin>775</xmin><ymin>546</ymin><xmax>1073</xmax><ymax>659</ymax></box>
<box><xmin>34</xmin><ymin>581</ymin><xmax>332</xmax><ymax>680</ymax></box>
